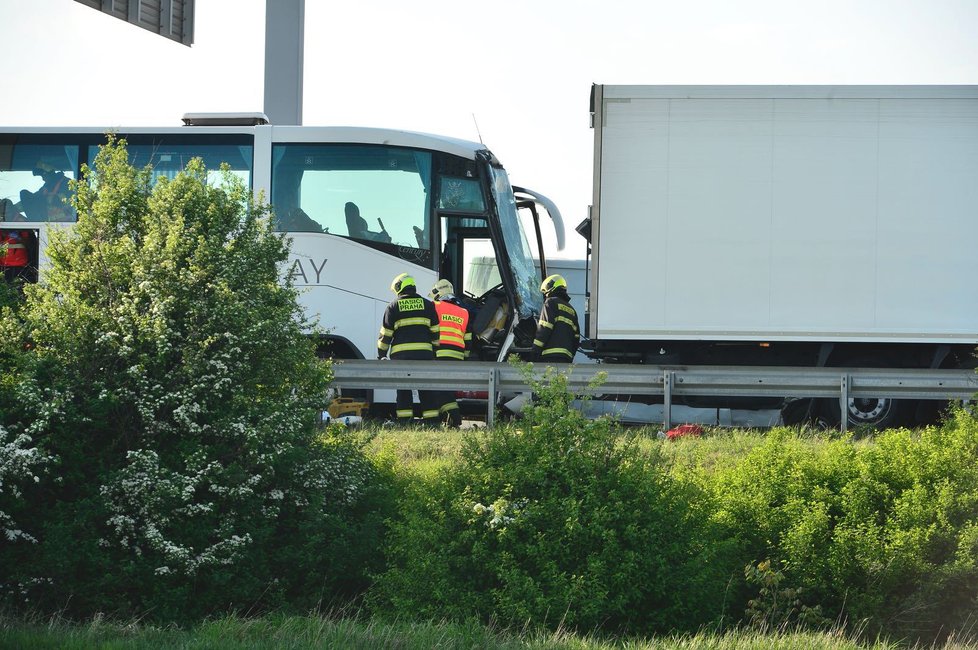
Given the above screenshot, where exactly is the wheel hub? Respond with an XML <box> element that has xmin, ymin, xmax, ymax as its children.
<box><xmin>847</xmin><ymin>397</ymin><xmax>888</xmax><ymax>423</ymax></box>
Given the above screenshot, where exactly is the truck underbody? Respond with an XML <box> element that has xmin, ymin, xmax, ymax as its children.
<box><xmin>585</xmin><ymin>340</ymin><xmax>975</xmax><ymax>428</ymax></box>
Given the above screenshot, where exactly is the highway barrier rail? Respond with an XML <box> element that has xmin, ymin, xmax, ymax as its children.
<box><xmin>331</xmin><ymin>360</ymin><xmax>978</xmax><ymax>431</ymax></box>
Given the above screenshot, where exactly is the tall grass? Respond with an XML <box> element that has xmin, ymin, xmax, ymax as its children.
<box><xmin>366</xmin><ymin>424</ymin><xmax>471</xmax><ymax>476</ymax></box>
<box><xmin>4</xmin><ymin>613</ymin><xmax>976</xmax><ymax>649</ymax></box>
<box><xmin>367</xmin><ymin>423</ymin><xmax>879</xmax><ymax>479</ymax></box>
<box><xmin>369</xmin><ymin>423</ymin><xmax>800</xmax><ymax>476</ymax></box>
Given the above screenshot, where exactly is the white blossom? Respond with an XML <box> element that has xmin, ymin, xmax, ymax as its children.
<box><xmin>1</xmin><ymin>426</ymin><xmax>52</xmax><ymax>545</ymax></box>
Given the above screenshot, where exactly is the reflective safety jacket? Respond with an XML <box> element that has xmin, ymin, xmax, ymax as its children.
<box><xmin>533</xmin><ymin>291</ymin><xmax>580</xmax><ymax>362</ymax></box>
<box><xmin>0</xmin><ymin>230</ymin><xmax>30</xmax><ymax>268</ymax></box>
<box><xmin>377</xmin><ymin>289</ymin><xmax>440</xmax><ymax>360</ymax></box>
<box><xmin>434</xmin><ymin>298</ymin><xmax>473</xmax><ymax>360</ymax></box>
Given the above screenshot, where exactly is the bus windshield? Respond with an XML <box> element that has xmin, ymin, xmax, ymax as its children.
<box><xmin>489</xmin><ymin>165</ymin><xmax>542</xmax><ymax>319</ymax></box>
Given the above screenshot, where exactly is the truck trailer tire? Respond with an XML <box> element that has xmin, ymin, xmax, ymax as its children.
<box><xmin>826</xmin><ymin>395</ymin><xmax>909</xmax><ymax>430</ymax></box>
<box><xmin>819</xmin><ymin>357</ymin><xmax>911</xmax><ymax>430</ymax></box>
<box><xmin>780</xmin><ymin>398</ymin><xmax>818</xmax><ymax>426</ymax></box>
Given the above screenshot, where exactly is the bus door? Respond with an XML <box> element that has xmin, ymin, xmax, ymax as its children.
<box><xmin>439</xmin><ymin>214</ymin><xmax>512</xmax><ymax>360</ymax></box>
<box><xmin>0</xmin><ymin>227</ymin><xmax>39</xmax><ymax>285</ymax></box>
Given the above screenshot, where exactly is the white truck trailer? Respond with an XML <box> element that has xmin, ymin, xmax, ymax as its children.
<box><xmin>582</xmin><ymin>84</ymin><xmax>978</xmax><ymax>428</ymax></box>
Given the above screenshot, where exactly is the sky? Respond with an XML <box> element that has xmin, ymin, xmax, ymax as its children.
<box><xmin>2</xmin><ymin>0</ymin><xmax>977</xmax><ymax>261</ymax></box>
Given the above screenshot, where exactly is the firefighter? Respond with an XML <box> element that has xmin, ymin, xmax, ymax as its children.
<box><xmin>533</xmin><ymin>274</ymin><xmax>580</xmax><ymax>363</ymax></box>
<box><xmin>377</xmin><ymin>273</ymin><xmax>441</xmax><ymax>425</ymax></box>
<box><xmin>429</xmin><ymin>279</ymin><xmax>474</xmax><ymax>427</ymax></box>
<box><xmin>0</xmin><ymin>229</ymin><xmax>33</xmax><ymax>284</ymax></box>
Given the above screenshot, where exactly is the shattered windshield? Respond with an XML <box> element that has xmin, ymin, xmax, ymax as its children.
<box><xmin>489</xmin><ymin>165</ymin><xmax>542</xmax><ymax>319</ymax></box>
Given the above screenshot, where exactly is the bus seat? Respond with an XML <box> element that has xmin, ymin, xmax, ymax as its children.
<box><xmin>472</xmin><ymin>293</ymin><xmax>507</xmax><ymax>343</ymax></box>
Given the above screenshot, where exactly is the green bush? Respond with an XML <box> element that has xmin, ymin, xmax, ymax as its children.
<box><xmin>369</xmin><ymin>379</ymin><xmax>978</xmax><ymax>643</ymax></box>
<box><xmin>0</xmin><ymin>137</ymin><xmax>393</xmax><ymax>622</ymax></box>
<box><xmin>708</xmin><ymin>414</ymin><xmax>978</xmax><ymax>642</ymax></box>
<box><xmin>370</xmin><ymin>363</ymin><xmax>738</xmax><ymax>635</ymax></box>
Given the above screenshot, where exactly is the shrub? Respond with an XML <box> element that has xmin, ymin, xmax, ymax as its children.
<box><xmin>370</xmin><ymin>363</ymin><xmax>737</xmax><ymax>635</ymax></box>
<box><xmin>0</xmin><ymin>137</ymin><xmax>392</xmax><ymax>621</ymax></box>
<box><xmin>0</xmin><ymin>423</ymin><xmax>52</xmax><ymax>547</ymax></box>
<box><xmin>709</xmin><ymin>414</ymin><xmax>978</xmax><ymax>643</ymax></box>
<box><xmin>744</xmin><ymin>558</ymin><xmax>830</xmax><ymax>632</ymax></box>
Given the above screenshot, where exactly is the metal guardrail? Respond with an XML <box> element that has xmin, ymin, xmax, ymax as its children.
<box><xmin>331</xmin><ymin>359</ymin><xmax>978</xmax><ymax>431</ymax></box>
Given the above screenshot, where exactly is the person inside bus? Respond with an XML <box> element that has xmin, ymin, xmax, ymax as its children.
<box><xmin>19</xmin><ymin>162</ymin><xmax>73</xmax><ymax>221</ymax></box>
<box><xmin>344</xmin><ymin>202</ymin><xmax>391</xmax><ymax>243</ymax></box>
<box><xmin>0</xmin><ymin>198</ymin><xmax>27</xmax><ymax>222</ymax></box>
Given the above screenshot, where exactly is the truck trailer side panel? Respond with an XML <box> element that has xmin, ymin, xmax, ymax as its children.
<box><xmin>591</xmin><ymin>85</ymin><xmax>978</xmax><ymax>344</ymax></box>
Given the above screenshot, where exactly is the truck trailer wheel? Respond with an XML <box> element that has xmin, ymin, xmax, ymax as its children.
<box><xmin>830</xmin><ymin>395</ymin><xmax>909</xmax><ymax>430</ymax></box>
<box><xmin>780</xmin><ymin>398</ymin><xmax>817</xmax><ymax>426</ymax></box>
<box><xmin>819</xmin><ymin>357</ymin><xmax>911</xmax><ymax>430</ymax></box>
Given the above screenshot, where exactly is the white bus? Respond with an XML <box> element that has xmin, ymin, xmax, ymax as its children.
<box><xmin>0</xmin><ymin>114</ymin><xmax>565</xmax><ymax>414</ymax></box>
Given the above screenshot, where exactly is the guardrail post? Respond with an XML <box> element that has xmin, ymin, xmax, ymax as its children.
<box><xmin>487</xmin><ymin>366</ymin><xmax>498</xmax><ymax>428</ymax></box>
<box><xmin>840</xmin><ymin>373</ymin><xmax>849</xmax><ymax>434</ymax></box>
<box><xmin>663</xmin><ymin>370</ymin><xmax>673</xmax><ymax>431</ymax></box>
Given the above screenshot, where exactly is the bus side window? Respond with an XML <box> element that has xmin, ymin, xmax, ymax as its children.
<box><xmin>0</xmin><ymin>141</ymin><xmax>79</xmax><ymax>223</ymax></box>
<box><xmin>438</xmin><ymin>177</ymin><xmax>485</xmax><ymax>212</ymax></box>
<box><xmin>19</xmin><ymin>163</ymin><xmax>73</xmax><ymax>222</ymax></box>
<box><xmin>272</xmin><ymin>143</ymin><xmax>434</xmax><ymax>267</ymax></box>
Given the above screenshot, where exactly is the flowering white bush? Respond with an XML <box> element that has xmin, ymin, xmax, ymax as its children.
<box><xmin>0</xmin><ymin>425</ymin><xmax>51</xmax><ymax>544</ymax></box>
<box><xmin>100</xmin><ymin>449</ymin><xmax>259</xmax><ymax>574</ymax></box>
<box><xmin>471</xmin><ymin>497</ymin><xmax>528</xmax><ymax>531</ymax></box>
<box><xmin>295</xmin><ymin>440</ymin><xmax>375</xmax><ymax>508</ymax></box>
<box><xmin>0</xmin><ymin>137</ymin><xmax>388</xmax><ymax>621</ymax></box>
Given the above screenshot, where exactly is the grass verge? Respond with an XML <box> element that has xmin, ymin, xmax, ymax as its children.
<box><xmin>4</xmin><ymin>613</ymin><xmax>976</xmax><ymax>649</ymax></box>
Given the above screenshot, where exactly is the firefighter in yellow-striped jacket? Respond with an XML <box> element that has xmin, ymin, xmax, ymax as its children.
<box><xmin>533</xmin><ymin>274</ymin><xmax>580</xmax><ymax>363</ymax></box>
<box><xmin>378</xmin><ymin>273</ymin><xmax>441</xmax><ymax>425</ymax></box>
<box><xmin>429</xmin><ymin>279</ymin><xmax>474</xmax><ymax>427</ymax></box>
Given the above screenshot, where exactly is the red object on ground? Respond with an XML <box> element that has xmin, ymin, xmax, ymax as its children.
<box><xmin>666</xmin><ymin>424</ymin><xmax>704</xmax><ymax>440</ymax></box>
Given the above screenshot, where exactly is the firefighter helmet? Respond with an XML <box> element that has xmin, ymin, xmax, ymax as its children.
<box><xmin>390</xmin><ymin>273</ymin><xmax>416</xmax><ymax>293</ymax></box>
<box><xmin>540</xmin><ymin>274</ymin><xmax>567</xmax><ymax>295</ymax></box>
<box><xmin>429</xmin><ymin>278</ymin><xmax>455</xmax><ymax>300</ymax></box>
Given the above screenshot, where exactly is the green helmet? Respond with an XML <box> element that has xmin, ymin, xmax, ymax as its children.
<box><xmin>540</xmin><ymin>274</ymin><xmax>567</xmax><ymax>295</ymax></box>
<box><xmin>391</xmin><ymin>273</ymin><xmax>416</xmax><ymax>293</ymax></box>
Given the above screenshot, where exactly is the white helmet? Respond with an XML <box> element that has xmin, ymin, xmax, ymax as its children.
<box><xmin>429</xmin><ymin>278</ymin><xmax>455</xmax><ymax>300</ymax></box>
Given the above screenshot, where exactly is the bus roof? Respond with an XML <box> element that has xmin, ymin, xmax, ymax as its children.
<box><xmin>0</xmin><ymin>123</ymin><xmax>496</xmax><ymax>163</ymax></box>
